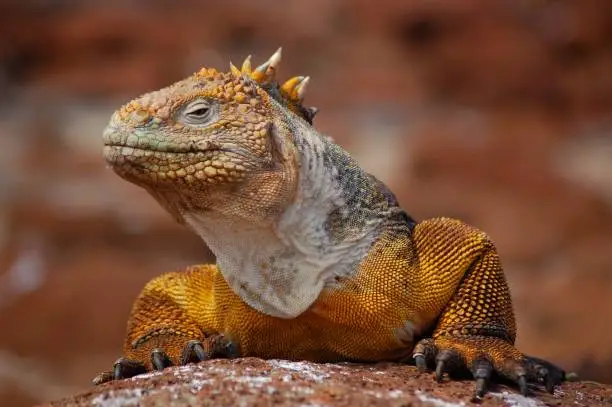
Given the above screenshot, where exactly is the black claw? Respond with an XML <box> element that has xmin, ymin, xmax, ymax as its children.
<box><xmin>538</xmin><ymin>366</ymin><xmax>555</xmax><ymax>393</ymax></box>
<box><xmin>414</xmin><ymin>353</ymin><xmax>427</xmax><ymax>372</ymax></box>
<box><xmin>435</xmin><ymin>359</ymin><xmax>446</xmax><ymax>383</ymax></box>
<box><xmin>112</xmin><ymin>357</ymin><xmax>146</xmax><ymax>380</ymax></box>
<box><xmin>181</xmin><ymin>340</ymin><xmax>208</xmax><ymax>364</ymax></box>
<box><xmin>209</xmin><ymin>335</ymin><xmax>240</xmax><ymax>359</ymax></box>
<box><xmin>151</xmin><ymin>348</ymin><xmax>172</xmax><ymax>371</ymax></box>
<box><xmin>474</xmin><ymin>378</ymin><xmax>487</xmax><ymax>399</ymax></box>
<box><xmin>550</xmin><ymin>368</ymin><xmax>564</xmax><ymax>386</ymax></box>
<box><xmin>434</xmin><ymin>349</ymin><xmax>458</xmax><ymax>383</ymax></box>
<box><xmin>518</xmin><ymin>375</ymin><xmax>529</xmax><ymax>396</ymax></box>
<box><xmin>223</xmin><ymin>340</ymin><xmax>240</xmax><ymax>358</ymax></box>
<box><xmin>471</xmin><ymin>359</ymin><xmax>492</xmax><ymax>399</ymax></box>
<box><xmin>545</xmin><ymin>373</ymin><xmax>555</xmax><ymax>394</ymax></box>
<box><xmin>193</xmin><ymin>342</ymin><xmax>208</xmax><ymax>361</ymax></box>
<box><xmin>113</xmin><ymin>363</ymin><xmax>123</xmax><ymax>380</ymax></box>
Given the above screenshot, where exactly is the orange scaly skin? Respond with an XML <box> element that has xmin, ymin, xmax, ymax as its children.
<box><xmin>96</xmin><ymin>49</ymin><xmax>564</xmax><ymax>398</ymax></box>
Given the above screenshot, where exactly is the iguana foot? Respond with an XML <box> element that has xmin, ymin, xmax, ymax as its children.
<box><xmin>412</xmin><ymin>336</ymin><xmax>565</xmax><ymax>399</ymax></box>
<box><xmin>92</xmin><ymin>334</ymin><xmax>239</xmax><ymax>385</ymax></box>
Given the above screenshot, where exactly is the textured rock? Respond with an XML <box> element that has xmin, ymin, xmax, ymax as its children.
<box><xmin>44</xmin><ymin>359</ymin><xmax>611</xmax><ymax>407</ymax></box>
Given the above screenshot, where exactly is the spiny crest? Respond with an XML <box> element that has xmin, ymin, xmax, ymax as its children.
<box><xmin>231</xmin><ymin>48</ymin><xmax>318</xmax><ymax>125</ymax></box>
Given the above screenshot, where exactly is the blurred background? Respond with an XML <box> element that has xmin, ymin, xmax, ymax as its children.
<box><xmin>1</xmin><ymin>0</ymin><xmax>611</xmax><ymax>405</ymax></box>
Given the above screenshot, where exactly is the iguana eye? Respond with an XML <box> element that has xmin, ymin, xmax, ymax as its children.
<box><xmin>181</xmin><ymin>100</ymin><xmax>215</xmax><ymax>125</ymax></box>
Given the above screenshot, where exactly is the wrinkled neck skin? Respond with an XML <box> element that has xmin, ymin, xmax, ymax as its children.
<box><xmin>184</xmin><ymin>106</ymin><xmax>402</xmax><ymax>319</ymax></box>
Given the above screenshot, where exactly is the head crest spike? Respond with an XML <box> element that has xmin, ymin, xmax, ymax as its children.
<box><xmin>281</xmin><ymin>76</ymin><xmax>306</xmax><ymax>100</ymax></box>
<box><xmin>241</xmin><ymin>55</ymin><xmax>252</xmax><ymax>74</ymax></box>
<box><xmin>229</xmin><ymin>62</ymin><xmax>241</xmax><ymax>77</ymax></box>
<box><xmin>251</xmin><ymin>47</ymin><xmax>282</xmax><ymax>84</ymax></box>
<box><xmin>251</xmin><ymin>60</ymin><xmax>270</xmax><ymax>82</ymax></box>
<box><xmin>295</xmin><ymin>76</ymin><xmax>310</xmax><ymax>102</ymax></box>
<box><xmin>268</xmin><ymin>47</ymin><xmax>282</xmax><ymax>70</ymax></box>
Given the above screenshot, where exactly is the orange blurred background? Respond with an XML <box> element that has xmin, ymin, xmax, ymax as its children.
<box><xmin>0</xmin><ymin>1</ymin><xmax>611</xmax><ymax>405</ymax></box>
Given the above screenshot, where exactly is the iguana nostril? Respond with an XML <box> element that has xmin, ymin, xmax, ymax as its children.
<box><xmin>196</xmin><ymin>140</ymin><xmax>214</xmax><ymax>151</ymax></box>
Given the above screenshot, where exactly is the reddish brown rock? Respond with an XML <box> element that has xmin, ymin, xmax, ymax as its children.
<box><xmin>43</xmin><ymin>358</ymin><xmax>611</xmax><ymax>407</ymax></box>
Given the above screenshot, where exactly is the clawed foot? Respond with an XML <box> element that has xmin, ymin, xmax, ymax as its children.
<box><xmin>412</xmin><ymin>336</ymin><xmax>565</xmax><ymax>400</ymax></box>
<box><xmin>93</xmin><ymin>334</ymin><xmax>239</xmax><ymax>385</ymax></box>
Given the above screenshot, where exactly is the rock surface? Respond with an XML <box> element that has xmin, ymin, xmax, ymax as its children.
<box><xmin>44</xmin><ymin>358</ymin><xmax>611</xmax><ymax>407</ymax></box>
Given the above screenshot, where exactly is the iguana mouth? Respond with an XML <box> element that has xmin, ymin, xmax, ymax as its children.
<box><xmin>102</xmin><ymin>133</ymin><xmax>223</xmax><ymax>155</ymax></box>
<box><xmin>103</xmin><ymin>133</ymin><xmax>251</xmax><ymax>160</ymax></box>
<box><xmin>103</xmin><ymin>143</ymin><xmax>222</xmax><ymax>155</ymax></box>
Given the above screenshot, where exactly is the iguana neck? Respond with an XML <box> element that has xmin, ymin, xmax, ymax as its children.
<box><xmin>184</xmin><ymin>115</ymin><xmax>398</xmax><ymax>319</ymax></box>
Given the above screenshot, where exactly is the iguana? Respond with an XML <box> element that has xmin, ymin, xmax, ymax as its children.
<box><xmin>95</xmin><ymin>48</ymin><xmax>565</xmax><ymax>399</ymax></box>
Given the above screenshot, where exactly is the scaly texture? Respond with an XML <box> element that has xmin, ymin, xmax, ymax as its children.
<box><xmin>96</xmin><ymin>48</ymin><xmax>564</xmax><ymax>399</ymax></box>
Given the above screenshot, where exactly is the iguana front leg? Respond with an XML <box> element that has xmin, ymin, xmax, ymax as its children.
<box><xmin>93</xmin><ymin>265</ymin><xmax>239</xmax><ymax>385</ymax></box>
<box><xmin>409</xmin><ymin>218</ymin><xmax>565</xmax><ymax>398</ymax></box>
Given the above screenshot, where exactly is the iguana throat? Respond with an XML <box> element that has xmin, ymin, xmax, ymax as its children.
<box><xmin>184</xmin><ymin>116</ymin><xmax>394</xmax><ymax>318</ymax></box>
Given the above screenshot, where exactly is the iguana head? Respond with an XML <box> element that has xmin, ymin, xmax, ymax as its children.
<box><xmin>103</xmin><ymin>49</ymin><xmax>317</xmax><ymax>224</ymax></box>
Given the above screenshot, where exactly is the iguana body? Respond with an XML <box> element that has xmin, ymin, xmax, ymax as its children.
<box><xmin>96</xmin><ymin>49</ymin><xmax>564</xmax><ymax>398</ymax></box>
